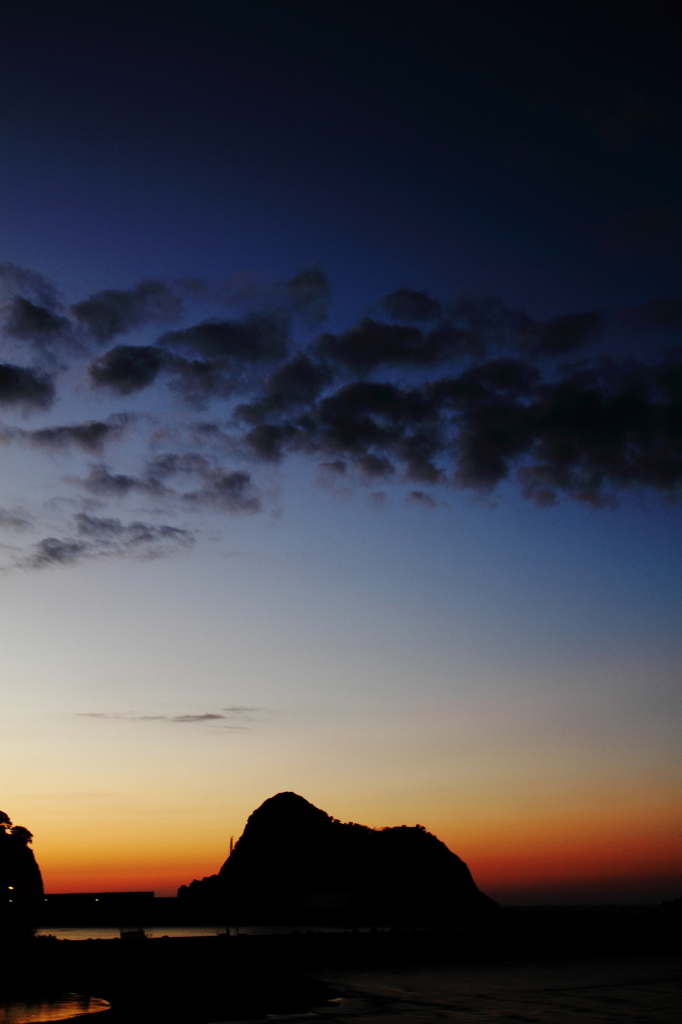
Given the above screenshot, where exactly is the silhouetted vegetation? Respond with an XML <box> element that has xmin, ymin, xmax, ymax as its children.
<box><xmin>0</xmin><ymin>810</ymin><xmax>43</xmax><ymax>936</ymax></box>
<box><xmin>178</xmin><ymin>792</ymin><xmax>497</xmax><ymax>925</ymax></box>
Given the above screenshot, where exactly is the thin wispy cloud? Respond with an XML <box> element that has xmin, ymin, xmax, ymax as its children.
<box><xmin>0</xmin><ymin>415</ymin><xmax>130</xmax><ymax>454</ymax></box>
<box><xmin>75</xmin><ymin>712</ymin><xmax>254</xmax><ymax>729</ymax></box>
<box><xmin>77</xmin><ymin>708</ymin><xmax>264</xmax><ymax>729</ymax></box>
<box><xmin>17</xmin><ymin>516</ymin><xmax>195</xmax><ymax>570</ymax></box>
<box><xmin>0</xmin><ymin>508</ymin><xmax>31</xmax><ymax>530</ymax></box>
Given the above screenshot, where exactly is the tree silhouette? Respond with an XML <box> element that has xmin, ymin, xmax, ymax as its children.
<box><xmin>0</xmin><ymin>810</ymin><xmax>43</xmax><ymax>935</ymax></box>
<box><xmin>0</xmin><ymin>813</ymin><xmax>34</xmax><ymax>845</ymax></box>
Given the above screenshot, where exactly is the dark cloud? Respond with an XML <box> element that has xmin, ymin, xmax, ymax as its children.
<box><xmin>435</xmin><ymin>362</ymin><xmax>537</xmax><ymax>490</ymax></box>
<box><xmin>354</xmin><ymin>453</ymin><xmax>395</xmax><ymax>477</ymax></box>
<box><xmin>512</xmin><ymin>359</ymin><xmax>682</xmax><ymax>507</ymax></box>
<box><xmin>74</xmin><ymin>514</ymin><xmax>131</xmax><ymax>538</ymax></box>
<box><xmin>445</xmin><ymin>295</ymin><xmax>538</xmax><ymax>355</ymax></box>
<box><xmin>216</xmin><ymin>267</ymin><xmax>330</xmax><ymax>327</ymax></box>
<box><xmin>1</xmin><ymin>416</ymin><xmax>129</xmax><ymax>454</ymax></box>
<box><xmin>237</xmin><ymin>353</ymin><xmax>334</xmax><ymax>424</ymax></box>
<box><xmin>72</xmin><ymin>281</ymin><xmax>183</xmax><ymax>342</ymax></box>
<box><xmin>406</xmin><ymin>490</ymin><xmax>437</xmax><ymax>508</ymax></box>
<box><xmin>423</xmin><ymin>321</ymin><xmax>485</xmax><ymax>361</ymax></box>
<box><xmin>167</xmin><ymin>356</ymin><xmax>234</xmax><ymax>404</ymax></box>
<box><xmin>4</xmin><ymin>297</ymin><xmax>70</xmax><ymax>341</ymax></box>
<box><xmin>266</xmin><ymin>353</ymin><xmax>335</xmax><ymax>405</ymax></box>
<box><xmin>314</xmin><ymin>459</ymin><xmax>350</xmax><ymax>494</ymax></box>
<box><xmin>315</xmin><ymin>381</ymin><xmax>433</xmax><ymax>451</ymax></box>
<box><xmin>392</xmin><ymin>432</ymin><xmax>443</xmax><ymax>483</ymax></box>
<box><xmin>158</xmin><ymin>313</ymin><xmax>289</xmax><ymax>365</ymax></box>
<box><xmin>74</xmin><ymin>462</ymin><xmax>172</xmax><ymax>499</ymax></box>
<box><xmin>0</xmin><ymin>364</ymin><xmax>54</xmax><ymax>408</ymax></box>
<box><xmin>236</xmin><ymin>339</ymin><xmax>682</xmax><ymax>506</ymax></box>
<box><xmin>0</xmin><ymin>508</ymin><xmax>31</xmax><ymax>530</ymax></box>
<box><xmin>27</xmin><ymin>537</ymin><xmax>89</xmax><ymax>568</ymax></box>
<box><xmin>31</xmin><ymin>420</ymin><xmax>125</xmax><ymax>454</ymax></box>
<box><xmin>89</xmin><ymin>345</ymin><xmax>166</xmax><ymax>394</ymax></box>
<box><xmin>314</xmin><ymin>316</ymin><xmax>488</xmax><ymax>372</ymax></box>
<box><xmin>146</xmin><ymin>452</ymin><xmax>211</xmax><ymax>480</ymax></box>
<box><xmin>73</xmin><ymin>458</ymin><xmax>261</xmax><ymax>515</ymax></box>
<box><xmin>77</xmin><ymin>463</ymin><xmax>150</xmax><ymax>497</ymax></box>
<box><xmin>0</xmin><ymin>263</ymin><xmax>59</xmax><ymax>309</ymax></box>
<box><xmin>380</xmin><ymin>287</ymin><xmax>442</xmax><ymax>322</ymax></box>
<box><xmin>318</xmin><ymin>459</ymin><xmax>347</xmax><ymax>475</ymax></box>
<box><xmin>21</xmin><ymin>515</ymin><xmax>194</xmax><ymax>569</ymax></box>
<box><xmin>182</xmin><ymin>468</ymin><xmax>260</xmax><ymax>513</ymax></box>
<box><xmin>285</xmin><ymin>267</ymin><xmax>331</xmax><ymax>326</ymax></box>
<box><xmin>367</xmin><ymin>490</ymin><xmax>387</xmax><ymax>508</ymax></box>
<box><xmin>314</xmin><ymin>319</ymin><xmax>425</xmax><ymax>373</ymax></box>
<box><xmin>74</xmin><ymin>513</ymin><xmax>193</xmax><ymax>548</ymax></box>
<box><xmin>428</xmin><ymin>355</ymin><xmax>682</xmax><ymax>505</ymax></box>
<box><xmin>1</xmin><ymin>266</ymin><xmax>681</xmax><ymax>549</ymax></box>
<box><xmin>242</xmin><ymin>423</ymin><xmax>295</xmax><ymax>461</ymax></box>
<box><xmin>530</xmin><ymin>312</ymin><xmax>604</xmax><ymax>356</ymax></box>
<box><xmin>335</xmin><ymin>297</ymin><xmax>600</xmax><ymax>364</ymax></box>
<box><xmin>305</xmin><ymin>382</ymin><xmax>441</xmax><ymax>484</ymax></box>
<box><xmin>428</xmin><ymin>357</ymin><xmax>541</xmax><ymax>406</ymax></box>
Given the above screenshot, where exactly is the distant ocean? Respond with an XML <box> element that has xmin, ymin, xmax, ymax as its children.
<box><xmin>317</xmin><ymin>955</ymin><xmax>681</xmax><ymax>1024</ymax></box>
<box><xmin>34</xmin><ymin>924</ymin><xmax>385</xmax><ymax>940</ymax></box>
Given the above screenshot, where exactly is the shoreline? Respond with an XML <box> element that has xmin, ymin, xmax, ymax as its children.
<box><xmin>1</xmin><ymin>916</ymin><xmax>679</xmax><ymax>1023</ymax></box>
<box><xmin>306</xmin><ymin>954</ymin><xmax>682</xmax><ymax>1024</ymax></box>
<box><xmin>28</xmin><ymin>951</ymin><xmax>682</xmax><ymax>1024</ymax></box>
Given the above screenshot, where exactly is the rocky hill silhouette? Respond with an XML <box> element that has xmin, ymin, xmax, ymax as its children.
<box><xmin>178</xmin><ymin>792</ymin><xmax>497</xmax><ymax>924</ymax></box>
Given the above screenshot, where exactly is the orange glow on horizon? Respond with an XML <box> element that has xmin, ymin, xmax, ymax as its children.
<box><xmin>37</xmin><ymin>812</ymin><xmax>682</xmax><ymax>902</ymax></box>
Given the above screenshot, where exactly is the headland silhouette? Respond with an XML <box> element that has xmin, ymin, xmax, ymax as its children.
<box><xmin>178</xmin><ymin>791</ymin><xmax>498</xmax><ymax>924</ymax></box>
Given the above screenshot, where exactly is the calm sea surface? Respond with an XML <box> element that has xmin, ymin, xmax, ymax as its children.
<box><xmin>316</xmin><ymin>956</ymin><xmax>681</xmax><ymax>1024</ymax></box>
<box><xmin>35</xmin><ymin>924</ymin><xmax>384</xmax><ymax>940</ymax></box>
<box><xmin>36</xmin><ymin>925</ymin><xmax>226</xmax><ymax>941</ymax></box>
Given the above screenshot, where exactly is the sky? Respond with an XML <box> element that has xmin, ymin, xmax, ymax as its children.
<box><xmin>0</xmin><ymin>1</ymin><xmax>680</xmax><ymax>903</ymax></box>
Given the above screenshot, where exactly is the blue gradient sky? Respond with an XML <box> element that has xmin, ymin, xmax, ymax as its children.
<box><xmin>0</xmin><ymin>2</ymin><xmax>680</xmax><ymax>901</ymax></box>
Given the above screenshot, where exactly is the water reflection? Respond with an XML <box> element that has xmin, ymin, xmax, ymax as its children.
<box><xmin>35</xmin><ymin>924</ymin><xmax>388</xmax><ymax>941</ymax></box>
<box><xmin>0</xmin><ymin>994</ymin><xmax>109</xmax><ymax>1023</ymax></box>
<box><xmin>35</xmin><ymin>926</ymin><xmax>224</xmax><ymax>941</ymax></box>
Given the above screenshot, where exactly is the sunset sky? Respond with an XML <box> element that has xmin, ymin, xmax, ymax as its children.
<box><xmin>0</xmin><ymin>2</ymin><xmax>680</xmax><ymax>903</ymax></box>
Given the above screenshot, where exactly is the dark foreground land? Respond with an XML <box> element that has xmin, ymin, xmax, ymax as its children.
<box><xmin>1</xmin><ymin>907</ymin><xmax>680</xmax><ymax>1023</ymax></box>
